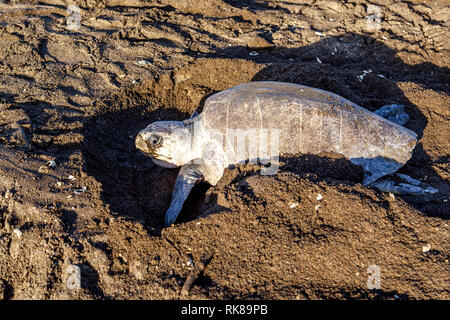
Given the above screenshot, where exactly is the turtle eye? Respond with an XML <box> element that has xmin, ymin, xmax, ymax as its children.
<box><xmin>148</xmin><ymin>134</ymin><xmax>163</xmax><ymax>148</ymax></box>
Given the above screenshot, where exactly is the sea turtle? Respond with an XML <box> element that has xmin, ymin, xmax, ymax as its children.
<box><xmin>135</xmin><ymin>81</ymin><xmax>437</xmax><ymax>226</ymax></box>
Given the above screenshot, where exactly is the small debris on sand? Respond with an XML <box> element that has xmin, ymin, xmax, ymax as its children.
<box><xmin>12</xmin><ymin>228</ymin><xmax>22</xmax><ymax>239</ymax></box>
<box><xmin>74</xmin><ymin>187</ymin><xmax>87</xmax><ymax>195</ymax></box>
<box><xmin>181</xmin><ymin>252</ymin><xmax>214</xmax><ymax>296</ymax></box>
<box><xmin>289</xmin><ymin>202</ymin><xmax>299</xmax><ymax>208</ymax></box>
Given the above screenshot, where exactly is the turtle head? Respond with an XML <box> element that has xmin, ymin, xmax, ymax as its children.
<box><xmin>135</xmin><ymin>121</ymin><xmax>191</xmax><ymax>168</ymax></box>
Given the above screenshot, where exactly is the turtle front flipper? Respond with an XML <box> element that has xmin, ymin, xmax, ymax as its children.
<box><xmin>165</xmin><ymin>163</ymin><xmax>204</xmax><ymax>226</ymax></box>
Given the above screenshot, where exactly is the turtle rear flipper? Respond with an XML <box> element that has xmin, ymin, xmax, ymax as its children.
<box><xmin>369</xmin><ymin>173</ymin><xmax>438</xmax><ymax>195</ymax></box>
<box><xmin>350</xmin><ymin>157</ymin><xmax>438</xmax><ymax>195</ymax></box>
<box><xmin>374</xmin><ymin>104</ymin><xmax>410</xmax><ymax>125</ymax></box>
<box><xmin>350</xmin><ymin>156</ymin><xmax>404</xmax><ymax>186</ymax></box>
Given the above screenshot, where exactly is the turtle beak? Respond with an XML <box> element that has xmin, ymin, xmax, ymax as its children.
<box><xmin>135</xmin><ymin>131</ymin><xmax>150</xmax><ymax>154</ymax></box>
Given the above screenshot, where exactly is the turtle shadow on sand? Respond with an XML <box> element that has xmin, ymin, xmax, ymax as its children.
<box><xmin>82</xmin><ymin>34</ymin><xmax>449</xmax><ymax>235</ymax></box>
